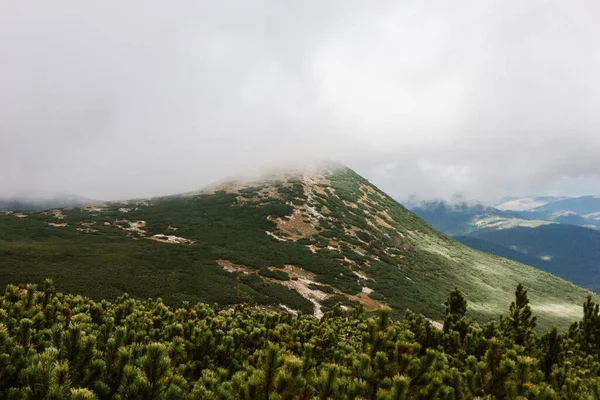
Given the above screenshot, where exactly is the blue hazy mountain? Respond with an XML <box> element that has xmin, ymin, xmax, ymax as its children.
<box><xmin>412</xmin><ymin>199</ymin><xmax>600</xmax><ymax>292</ymax></box>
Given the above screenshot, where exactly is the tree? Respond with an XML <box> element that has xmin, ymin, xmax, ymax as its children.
<box><xmin>443</xmin><ymin>288</ymin><xmax>469</xmax><ymax>336</ymax></box>
<box><xmin>540</xmin><ymin>327</ymin><xmax>561</xmax><ymax>379</ymax></box>
<box><xmin>260</xmin><ymin>344</ymin><xmax>284</xmax><ymax>400</ymax></box>
<box><xmin>572</xmin><ymin>294</ymin><xmax>600</xmax><ymax>356</ymax></box>
<box><xmin>2</xmin><ymin>282</ymin><xmax>600</xmax><ymax>399</ymax></box>
<box><xmin>505</xmin><ymin>284</ymin><xmax>537</xmax><ymax>347</ymax></box>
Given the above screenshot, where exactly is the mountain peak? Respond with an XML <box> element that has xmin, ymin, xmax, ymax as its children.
<box><xmin>0</xmin><ymin>166</ymin><xmax>591</xmax><ymax>330</ymax></box>
<box><xmin>192</xmin><ymin>161</ymin><xmax>346</xmax><ymax>195</ymax></box>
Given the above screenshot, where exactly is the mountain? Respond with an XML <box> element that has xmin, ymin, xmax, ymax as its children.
<box><xmin>411</xmin><ymin>200</ymin><xmax>555</xmax><ymax>235</ymax></box>
<box><xmin>409</xmin><ymin>201</ymin><xmax>508</xmax><ymax>235</ymax></box>
<box><xmin>453</xmin><ymin>236</ymin><xmax>553</xmax><ymax>269</ymax></box>
<box><xmin>530</xmin><ymin>195</ymin><xmax>600</xmax><ymax>215</ymax></box>
<box><xmin>412</xmin><ymin>200</ymin><xmax>600</xmax><ymax>292</ymax></box>
<box><xmin>465</xmin><ymin>224</ymin><xmax>600</xmax><ymax>292</ymax></box>
<box><xmin>0</xmin><ymin>165</ymin><xmax>591</xmax><ymax>330</ymax></box>
<box><xmin>496</xmin><ymin>196</ymin><xmax>568</xmax><ymax>212</ymax></box>
<box><xmin>497</xmin><ymin>195</ymin><xmax>600</xmax><ymax>229</ymax></box>
<box><xmin>0</xmin><ymin>194</ymin><xmax>95</xmax><ymax>211</ymax></box>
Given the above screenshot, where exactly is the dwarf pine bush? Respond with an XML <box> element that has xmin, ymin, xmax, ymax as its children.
<box><xmin>1</xmin><ymin>280</ymin><xmax>600</xmax><ymax>399</ymax></box>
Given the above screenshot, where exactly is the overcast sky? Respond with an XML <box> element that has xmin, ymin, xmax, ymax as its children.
<box><xmin>1</xmin><ymin>1</ymin><xmax>599</xmax><ymax>203</ymax></box>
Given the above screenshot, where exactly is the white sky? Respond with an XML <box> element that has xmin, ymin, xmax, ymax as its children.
<box><xmin>1</xmin><ymin>1</ymin><xmax>600</xmax><ymax>202</ymax></box>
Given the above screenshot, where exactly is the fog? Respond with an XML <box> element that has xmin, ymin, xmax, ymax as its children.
<box><xmin>1</xmin><ymin>1</ymin><xmax>599</xmax><ymax>203</ymax></box>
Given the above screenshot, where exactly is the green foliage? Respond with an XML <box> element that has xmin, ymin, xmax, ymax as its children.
<box><xmin>503</xmin><ymin>283</ymin><xmax>537</xmax><ymax>347</ymax></box>
<box><xmin>1</xmin><ymin>282</ymin><xmax>600</xmax><ymax>398</ymax></box>
<box><xmin>0</xmin><ymin>165</ymin><xmax>593</xmax><ymax>334</ymax></box>
<box><xmin>443</xmin><ymin>288</ymin><xmax>469</xmax><ymax>336</ymax></box>
<box><xmin>307</xmin><ymin>283</ymin><xmax>335</xmax><ymax>294</ymax></box>
<box><xmin>257</xmin><ymin>268</ymin><xmax>290</xmax><ymax>281</ymax></box>
<box><xmin>414</xmin><ymin>200</ymin><xmax>600</xmax><ymax>293</ymax></box>
<box><xmin>237</xmin><ymin>275</ymin><xmax>313</xmax><ymax>314</ymax></box>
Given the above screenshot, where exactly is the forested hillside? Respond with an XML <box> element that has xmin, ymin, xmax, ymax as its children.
<box><xmin>2</xmin><ymin>282</ymin><xmax>600</xmax><ymax>399</ymax></box>
<box><xmin>0</xmin><ymin>166</ymin><xmax>591</xmax><ymax>330</ymax></box>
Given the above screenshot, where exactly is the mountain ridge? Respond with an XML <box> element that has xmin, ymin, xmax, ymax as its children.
<box><xmin>496</xmin><ymin>195</ymin><xmax>600</xmax><ymax>229</ymax></box>
<box><xmin>0</xmin><ymin>165</ymin><xmax>592</xmax><ymax>330</ymax></box>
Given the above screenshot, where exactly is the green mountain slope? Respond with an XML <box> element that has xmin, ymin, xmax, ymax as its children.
<box><xmin>412</xmin><ymin>200</ymin><xmax>600</xmax><ymax>293</ymax></box>
<box><xmin>454</xmin><ymin>235</ymin><xmax>552</xmax><ymax>269</ymax></box>
<box><xmin>469</xmin><ymin>224</ymin><xmax>600</xmax><ymax>292</ymax></box>
<box><xmin>0</xmin><ymin>165</ymin><xmax>591</xmax><ymax>330</ymax></box>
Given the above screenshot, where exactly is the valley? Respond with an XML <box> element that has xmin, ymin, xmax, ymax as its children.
<box><xmin>412</xmin><ymin>198</ymin><xmax>600</xmax><ymax>292</ymax></box>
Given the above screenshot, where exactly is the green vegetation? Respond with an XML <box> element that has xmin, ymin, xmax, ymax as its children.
<box><xmin>411</xmin><ymin>200</ymin><xmax>600</xmax><ymax>292</ymax></box>
<box><xmin>0</xmin><ymin>165</ymin><xmax>594</xmax><ymax>331</ymax></box>
<box><xmin>468</xmin><ymin>224</ymin><xmax>600</xmax><ymax>292</ymax></box>
<box><xmin>3</xmin><ymin>282</ymin><xmax>600</xmax><ymax>399</ymax></box>
<box><xmin>307</xmin><ymin>283</ymin><xmax>336</xmax><ymax>294</ymax></box>
<box><xmin>236</xmin><ymin>275</ymin><xmax>313</xmax><ymax>314</ymax></box>
<box><xmin>258</xmin><ymin>268</ymin><xmax>290</xmax><ymax>281</ymax></box>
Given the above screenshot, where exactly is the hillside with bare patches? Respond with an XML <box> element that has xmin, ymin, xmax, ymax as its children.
<box><xmin>0</xmin><ymin>165</ymin><xmax>593</xmax><ymax>330</ymax></box>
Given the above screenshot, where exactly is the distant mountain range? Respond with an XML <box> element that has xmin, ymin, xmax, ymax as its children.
<box><xmin>411</xmin><ymin>201</ymin><xmax>554</xmax><ymax>236</ymax></box>
<box><xmin>411</xmin><ymin>196</ymin><xmax>600</xmax><ymax>292</ymax></box>
<box><xmin>495</xmin><ymin>196</ymin><xmax>569</xmax><ymax>212</ymax></box>
<box><xmin>0</xmin><ymin>194</ymin><xmax>95</xmax><ymax>211</ymax></box>
<box><xmin>496</xmin><ymin>195</ymin><xmax>600</xmax><ymax>229</ymax></box>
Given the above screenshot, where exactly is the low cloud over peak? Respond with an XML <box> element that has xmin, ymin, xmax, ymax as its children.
<box><xmin>1</xmin><ymin>1</ymin><xmax>599</xmax><ymax>202</ymax></box>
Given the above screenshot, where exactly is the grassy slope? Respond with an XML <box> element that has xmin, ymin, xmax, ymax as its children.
<box><xmin>454</xmin><ymin>235</ymin><xmax>558</xmax><ymax>273</ymax></box>
<box><xmin>412</xmin><ymin>201</ymin><xmax>600</xmax><ymax>293</ymax></box>
<box><xmin>469</xmin><ymin>224</ymin><xmax>600</xmax><ymax>292</ymax></box>
<box><xmin>0</xmin><ymin>166</ymin><xmax>592</xmax><ymax>330</ymax></box>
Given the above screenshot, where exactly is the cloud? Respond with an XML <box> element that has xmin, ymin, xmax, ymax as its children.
<box><xmin>1</xmin><ymin>0</ymin><xmax>599</xmax><ymax>202</ymax></box>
